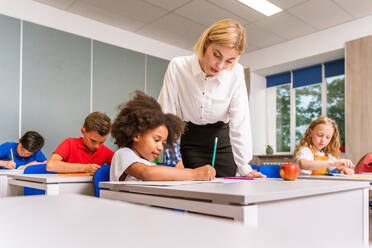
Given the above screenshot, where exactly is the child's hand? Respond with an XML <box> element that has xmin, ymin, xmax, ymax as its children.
<box><xmin>85</xmin><ymin>164</ymin><xmax>101</xmax><ymax>173</ymax></box>
<box><xmin>245</xmin><ymin>170</ymin><xmax>266</xmax><ymax>178</ymax></box>
<box><xmin>334</xmin><ymin>159</ymin><xmax>355</xmax><ymax>169</ymax></box>
<box><xmin>193</xmin><ymin>165</ymin><xmax>216</xmax><ymax>181</ymax></box>
<box><xmin>337</xmin><ymin>166</ymin><xmax>354</xmax><ymax>175</ymax></box>
<box><xmin>4</xmin><ymin>161</ymin><xmax>16</xmax><ymax>169</ymax></box>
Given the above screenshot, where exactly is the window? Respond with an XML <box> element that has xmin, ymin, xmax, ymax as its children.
<box><xmin>326</xmin><ymin>75</ymin><xmax>345</xmax><ymax>151</ymax></box>
<box><xmin>267</xmin><ymin>59</ymin><xmax>345</xmax><ymax>153</ymax></box>
<box><xmin>276</xmin><ymin>85</ymin><xmax>290</xmax><ymax>152</ymax></box>
<box><xmin>295</xmin><ymin>84</ymin><xmax>322</xmax><ymax>145</ymax></box>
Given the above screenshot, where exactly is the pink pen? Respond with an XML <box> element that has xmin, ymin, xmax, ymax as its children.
<box><xmin>223</xmin><ymin>177</ymin><xmax>254</xmax><ymax>180</ymax></box>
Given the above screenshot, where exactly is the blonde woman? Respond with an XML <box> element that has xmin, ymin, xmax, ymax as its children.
<box><xmin>158</xmin><ymin>19</ymin><xmax>264</xmax><ymax>178</ymax></box>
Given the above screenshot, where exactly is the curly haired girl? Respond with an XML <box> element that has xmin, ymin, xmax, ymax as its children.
<box><xmin>293</xmin><ymin>116</ymin><xmax>354</xmax><ymax>175</ymax></box>
<box><xmin>110</xmin><ymin>91</ymin><xmax>216</xmax><ymax>181</ymax></box>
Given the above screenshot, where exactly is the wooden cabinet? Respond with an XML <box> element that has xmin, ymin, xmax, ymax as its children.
<box><xmin>345</xmin><ymin>35</ymin><xmax>372</xmax><ymax>164</ymax></box>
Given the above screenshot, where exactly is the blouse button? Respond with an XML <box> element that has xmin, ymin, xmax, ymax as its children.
<box><xmin>202</xmin><ymin>92</ymin><xmax>205</xmax><ymax>95</ymax></box>
<box><xmin>201</xmin><ymin>106</ymin><xmax>203</xmax><ymax>109</ymax></box>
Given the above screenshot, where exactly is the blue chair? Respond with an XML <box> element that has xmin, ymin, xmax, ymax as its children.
<box><xmin>258</xmin><ymin>164</ymin><xmax>281</xmax><ymax>178</ymax></box>
<box><xmin>93</xmin><ymin>164</ymin><xmax>110</xmax><ymax>197</ymax></box>
<box><xmin>250</xmin><ymin>164</ymin><xmax>259</xmax><ymax>171</ymax></box>
<box><xmin>23</xmin><ymin>164</ymin><xmax>56</xmax><ymax>196</ymax></box>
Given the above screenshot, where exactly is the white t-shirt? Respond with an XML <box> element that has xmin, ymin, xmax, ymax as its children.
<box><xmin>296</xmin><ymin>147</ymin><xmax>336</xmax><ymax>175</ymax></box>
<box><xmin>158</xmin><ymin>54</ymin><xmax>253</xmax><ymax>176</ymax></box>
<box><xmin>110</xmin><ymin>147</ymin><xmax>156</xmax><ymax>181</ymax></box>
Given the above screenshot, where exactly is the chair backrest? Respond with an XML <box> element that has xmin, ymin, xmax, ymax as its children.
<box><xmin>258</xmin><ymin>164</ymin><xmax>281</xmax><ymax>178</ymax></box>
<box><xmin>23</xmin><ymin>164</ymin><xmax>56</xmax><ymax>195</ymax></box>
<box><xmin>93</xmin><ymin>164</ymin><xmax>110</xmax><ymax>197</ymax></box>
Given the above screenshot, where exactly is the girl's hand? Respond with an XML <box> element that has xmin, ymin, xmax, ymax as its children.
<box><xmin>334</xmin><ymin>159</ymin><xmax>355</xmax><ymax>169</ymax></box>
<box><xmin>245</xmin><ymin>170</ymin><xmax>266</xmax><ymax>178</ymax></box>
<box><xmin>193</xmin><ymin>165</ymin><xmax>216</xmax><ymax>181</ymax></box>
<box><xmin>337</xmin><ymin>166</ymin><xmax>354</xmax><ymax>175</ymax></box>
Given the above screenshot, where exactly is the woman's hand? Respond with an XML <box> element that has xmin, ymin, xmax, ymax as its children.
<box><xmin>245</xmin><ymin>170</ymin><xmax>266</xmax><ymax>178</ymax></box>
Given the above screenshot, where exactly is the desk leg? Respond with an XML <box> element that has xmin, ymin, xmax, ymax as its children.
<box><xmin>0</xmin><ymin>176</ymin><xmax>8</xmax><ymax>197</ymax></box>
<box><xmin>45</xmin><ymin>184</ymin><xmax>60</xmax><ymax>195</ymax></box>
<box><xmin>7</xmin><ymin>183</ymin><xmax>24</xmax><ymax>196</ymax></box>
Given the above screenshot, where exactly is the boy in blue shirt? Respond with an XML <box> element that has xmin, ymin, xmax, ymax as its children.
<box><xmin>164</xmin><ymin>142</ymin><xmax>183</xmax><ymax>168</ymax></box>
<box><xmin>0</xmin><ymin>131</ymin><xmax>47</xmax><ymax>170</ymax></box>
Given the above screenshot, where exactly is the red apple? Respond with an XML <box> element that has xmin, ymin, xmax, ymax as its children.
<box><xmin>280</xmin><ymin>163</ymin><xmax>299</xmax><ymax>181</ymax></box>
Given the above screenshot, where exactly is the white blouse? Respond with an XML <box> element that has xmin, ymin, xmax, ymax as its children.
<box><xmin>158</xmin><ymin>54</ymin><xmax>253</xmax><ymax>176</ymax></box>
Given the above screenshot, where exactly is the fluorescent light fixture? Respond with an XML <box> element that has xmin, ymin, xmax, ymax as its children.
<box><xmin>238</xmin><ymin>0</ymin><xmax>282</xmax><ymax>16</ymax></box>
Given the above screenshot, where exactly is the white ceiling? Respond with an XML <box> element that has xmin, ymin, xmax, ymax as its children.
<box><xmin>32</xmin><ymin>0</ymin><xmax>372</xmax><ymax>53</ymax></box>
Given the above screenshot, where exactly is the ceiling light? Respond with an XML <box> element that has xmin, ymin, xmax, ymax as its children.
<box><xmin>238</xmin><ymin>0</ymin><xmax>282</xmax><ymax>16</ymax></box>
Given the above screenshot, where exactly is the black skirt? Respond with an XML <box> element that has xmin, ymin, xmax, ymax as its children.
<box><xmin>180</xmin><ymin>121</ymin><xmax>237</xmax><ymax>177</ymax></box>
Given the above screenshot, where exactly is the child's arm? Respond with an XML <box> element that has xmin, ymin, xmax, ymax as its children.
<box><xmin>125</xmin><ymin>162</ymin><xmax>216</xmax><ymax>181</ymax></box>
<box><xmin>0</xmin><ymin>160</ymin><xmax>16</xmax><ymax>169</ymax></box>
<box><xmin>299</xmin><ymin>158</ymin><xmax>353</xmax><ymax>170</ymax></box>
<box><xmin>46</xmin><ymin>154</ymin><xmax>101</xmax><ymax>173</ymax></box>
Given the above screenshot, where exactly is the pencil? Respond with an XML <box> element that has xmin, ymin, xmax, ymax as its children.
<box><xmin>211</xmin><ymin>137</ymin><xmax>218</xmax><ymax>168</ymax></box>
<box><xmin>10</xmin><ymin>148</ymin><xmax>14</xmax><ymax>162</ymax></box>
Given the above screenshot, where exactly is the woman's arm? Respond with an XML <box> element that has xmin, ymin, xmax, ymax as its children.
<box><xmin>158</xmin><ymin>60</ymin><xmax>178</xmax><ymax>115</ymax></box>
<box><xmin>125</xmin><ymin>162</ymin><xmax>216</xmax><ymax>181</ymax></box>
<box><xmin>228</xmin><ymin>66</ymin><xmax>264</xmax><ymax>178</ymax></box>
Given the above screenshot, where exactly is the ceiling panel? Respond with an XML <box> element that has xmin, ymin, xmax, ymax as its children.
<box><xmin>288</xmin><ymin>0</ymin><xmax>353</xmax><ymax>29</ymax></box>
<box><xmin>270</xmin><ymin>0</ymin><xmax>308</xmax><ymax>9</ymax></box>
<box><xmin>175</xmin><ymin>0</ymin><xmax>249</xmax><ymax>27</ymax></box>
<box><xmin>244</xmin><ymin>23</ymin><xmax>285</xmax><ymax>48</ymax></box>
<box><xmin>136</xmin><ymin>13</ymin><xmax>206</xmax><ymax>49</ymax></box>
<box><xmin>257</xmin><ymin>12</ymin><xmax>317</xmax><ymax>40</ymax></box>
<box><xmin>33</xmin><ymin>0</ymin><xmax>75</xmax><ymax>9</ymax></box>
<box><xmin>208</xmin><ymin>0</ymin><xmax>268</xmax><ymax>23</ymax></box>
<box><xmin>334</xmin><ymin>0</ymin><xmax>372</xmax><ymax>18</ymax></box>
<box><xmin>31</xmin><ymin>0</ymin><xmax>372</xmax><ymax>54</ymax></box>
<box><xmin>79</xmin><ymin>0</ymin><xmax>168</xmax><ymax>24</ymax></box>
<box><xmin>143</xmin><ymin>0</ymin><xmax>191</xmax><ymax>11</ymax></box>
<box><xmin>68</xmin><ymin>1</ymin><xmax>145</xmax><ymax>32</ymax></box>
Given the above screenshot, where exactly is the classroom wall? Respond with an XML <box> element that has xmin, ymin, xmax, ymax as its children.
<box><xmin>0</xmin><ymin>12</ymin><xmax>170</xmax><ymax>156</ymax></box>
<box><xmin>243</xmin><ymin>14</ymin><xmax>372</xmax><ymax>155</ymax></box>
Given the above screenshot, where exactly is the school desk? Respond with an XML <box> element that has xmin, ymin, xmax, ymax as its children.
<box><xmin>0</xmin><ymin>169</ymin><xmax>23</xmax><ymax>197</ymax></box>
<box><xmin>100</xmin><ymin>179</ymin><xmax>369</xmax><ymax>247</ymax></box>
<box><xmin>0</xmin><ymin>194</ymin><xmax>256</xmax><ymax>248</ymax></box>
<box><xmin>7</xmin><ymin>174</ymin><xmax>94</xmax><ymax>196</ymax></box>
<box><xmin>0</xmin><ymin>194</ymin><xmax>365</xmax><ymax>248</ymax></box>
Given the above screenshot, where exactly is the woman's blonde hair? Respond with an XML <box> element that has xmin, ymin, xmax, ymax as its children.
<box><xmin>293</xmin><ymin>116</ymin><xmax>340</xmax><ymax>161</ymax></box>
<box><xmin>193</xmin><ymin>19</ymin><xmax>246</xmax><ymax>64</ymax></box>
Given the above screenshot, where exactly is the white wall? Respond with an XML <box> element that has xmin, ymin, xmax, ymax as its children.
<box><xmin>249</xmin><ymin>73</ymin><xmax>266</xmax><ymax>155</ymax></box>
<box><xmin>244</xmin><ymin>14</ymin><xmax>372</xmax><ymax>154</ymax></box>
<box><xmin>0</xmin><ymin>0</ymin><xmax>191</xmax><ymax>61</ymax></box>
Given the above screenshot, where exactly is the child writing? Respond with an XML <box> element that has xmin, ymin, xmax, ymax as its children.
<box><xmin>110</xmin><ymin>91</ymin><xmax>216</xmax><ymax>181</ymax></box>
<box><xmin>293</xmin><ymin>116</ymin><xmax>354</xmax><ymax>175</ymax></box>
<box><xmin>0</xmin><ymin>131</ymin><xmax>47</xmax><ymax>170</ymax></box>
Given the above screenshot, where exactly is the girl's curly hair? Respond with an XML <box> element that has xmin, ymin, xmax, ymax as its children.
<box><xmin>293</xmin><ymin>116</ymin><xmax>340</xmax><ymax>161</ymax></box>
<box><xmin>111</xmin><ymin>91</ymin><xmax>185</xmax><ymax>148</ymax></box>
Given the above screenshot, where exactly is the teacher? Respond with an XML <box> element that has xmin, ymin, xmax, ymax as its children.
<box><xmin>158</xmin><ymin>19</ymin><xmax>264</xmax><ymax>178</ymax></box>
